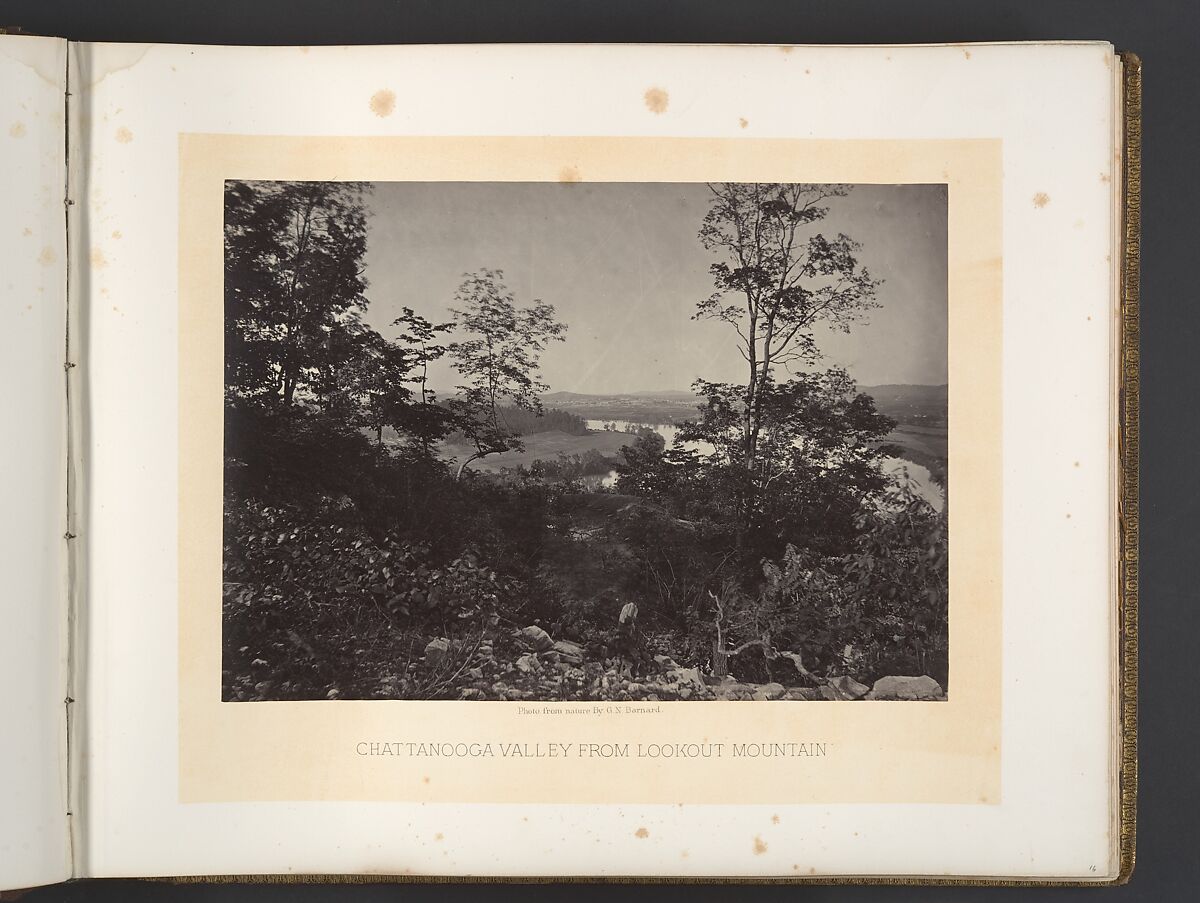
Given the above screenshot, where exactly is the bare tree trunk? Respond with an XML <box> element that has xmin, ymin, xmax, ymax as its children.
<box><xmin>454</xmin><ymin>451</ymin><xmax>484</xmax><ymax>481</ymax></box>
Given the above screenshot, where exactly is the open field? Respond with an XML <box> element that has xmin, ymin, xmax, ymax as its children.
<box><xmin>441</xmin><ymin>429</ymin><xmax>631</xmax><ymax>473</ymax></box>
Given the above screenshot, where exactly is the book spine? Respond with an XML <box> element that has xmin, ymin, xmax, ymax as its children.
<box><xmin>1115</xmin><ymin>48</ymin><xmax>1141</xmax><ymax>887</ymax></box>
<box><xmin>63</xmin><ymin>38</ymin><xmax>86</xmax><ymax>881</ymax></box>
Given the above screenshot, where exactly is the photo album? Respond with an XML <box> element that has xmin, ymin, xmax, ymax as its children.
<box><xmin>0</xmin><ymin>35</ymin><xmax>1138</xmax><ymax>887</ymax></box>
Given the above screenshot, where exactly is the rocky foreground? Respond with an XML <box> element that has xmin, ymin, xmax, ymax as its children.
<box><xmin>414</xmin><ymin>625</ymin><xmax>946</xmax><ymax>703</ymax></box>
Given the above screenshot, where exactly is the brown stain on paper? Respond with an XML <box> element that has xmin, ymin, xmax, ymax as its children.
<box><xmin>9</xmin><ymin>121</ymin><xmax>26</xmax><ymax>138</ymax></box>
<box><xmin>370</xmin><ymin>89</ymin><xmax>396</xmax><ymax>118</ymax></box>
<box><xmin>738</xmin><ymin>117</ymin><xmax>749</xmax><ymax>129</ymax></box>
<box><xmin>37</xmin><ymin>246</ymin><xmax>56</xmax><ymax>266</ymax></box>
<box><xmin>1032</xmin><ymin>192</ymin><xmax>1050</xmax><ymax>208</ymax></box>
<box><xmin>753</xmin><ymin>835</ymin><xmax>768</xmax><ymax>855</ymax></box>
<box><xmin>115</xmin><ymin>126</ymin><xmax>133</xmax><ymax>144</ymax></box>
<box><xmin>634</xmin><ymin>827</ymin><xmax>649</xmax><ymax>839</ymax></box>
<box><xmin>90</xmin><ymin>248</ymin><xmax>109</xmax><ymax>268</ymax></box>
<box><xmin>558</xmin><ymin>166</ymin><xmax>582</xmax><ymax>183</ymax></box>
<box><xmin>643</xmin><ymin>87</ymin><xmax>669</xmax><ymax>114</ymax></box>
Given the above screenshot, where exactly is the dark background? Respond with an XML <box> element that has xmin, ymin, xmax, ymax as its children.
<box><xmin>4</xmin><ymin>0</ymin><xmax>1195</xmax><ymax>900</ymax></box>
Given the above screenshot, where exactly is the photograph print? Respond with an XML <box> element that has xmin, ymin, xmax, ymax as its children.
<box><xmin>221</xmin><ymin>179</ymin><xmax>948</xmax><ymax>704</ymax></box>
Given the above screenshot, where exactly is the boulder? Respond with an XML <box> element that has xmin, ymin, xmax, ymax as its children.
<box><xmin>752</xmin><ymin>682</ymin><xmax>787</xmax><ymax>701</ymax></box>
<box><xmin>466</xmin><ymin>666</ymin><xmax>484</xmax><ymax>681</ymax></box>
<box><xmin>552</xmin><ymin>640</ymin><xmax>585</xmax><ymax>664</ymax></box>
<box><xmin>424</xmin><ymin>637</ymin><xmax>450</xmax><ymax>666</ymax></box>
<box><xmin>669</xmin><ymin>667</ymin><xmax>706</xmax><ymax>691</ymax></box>
<box><xmin>653</xmin><ymin>654</ymin><xmax>680</xmax><ymax>669</ymax></box>
<box><xmin>866</xmin><ymin>675</ymin><xmax>945</xmax><ymax>701</ymax></box>
<box><xmin>515</xmin><ymin>653</ymin><xmax>542</xmax><ymax>674</ymax></box>
<box><xmin>713</xmin><ymin>681</ymin><xmax>754</xmax><ymax>701</ymax></box>
<box><xmin>785</xmin><ymin>687</ymin><xmax>821</xmax><ymax>701</ymax></box>
<box><xmin>826</xmin><ymin>675</ymin><xmax>870</xmax><ymax>700</ymax></box>
<box><xmin>519</xmin><ymin>625</ymin><xmax>554</xmax><ymax>652</ymax></box>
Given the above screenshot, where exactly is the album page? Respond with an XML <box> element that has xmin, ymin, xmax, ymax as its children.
<box><xmin>75</xmin><ymin>41</ymin><xmax>1122</xmax><ymax>880</ymax></box>
<box><xmin>0</xmin><ymin>34</ymin><xmax>72</xmax><ymax>892</ymax></box>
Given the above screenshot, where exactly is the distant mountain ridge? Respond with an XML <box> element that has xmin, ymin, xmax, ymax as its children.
<box><xmin>541</xmin><ymin>384</ymin><xmax>947</xmax><ymax>404</ymax></box>
<box><xmin>539</xmin><ymin>384</ymin><xmax>947</xmax><ymax>428</ymax></box>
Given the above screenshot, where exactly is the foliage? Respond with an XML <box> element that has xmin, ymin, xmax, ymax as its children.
<box><xmin>845</xmin><ymin>480</ymin><xmax>949</xmax><ymax>685</ymax></box>
<box><xmin>696</xmin><ymin>183</ymin><xmax>881</xmax><ymax>466</ymax></box>
<box><xmin>444</xmin><ymin>405</ymin><xmax>588</xmax><ymax>443</ymax></box>
<box><xmin>224</xmin><ymin>180</ymin><xmax>371</xmax><ymax>406</ymax></box>
<box><xmin>528</xmin><ymin>448</ymin><xmax>617</xmax><ymax>481</ymax></box>
<box><xmin>446</xmin><ymin>269</ymin><xmax>567</xmax><ymax>474</ymax></box>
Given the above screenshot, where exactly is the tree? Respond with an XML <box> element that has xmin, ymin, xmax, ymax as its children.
<box><xmin>676</xmin><ymin>369</ymin><xmax>894</xmax><ymax>555</ymax></box>
<box><xmin>224</xmin><ymin>180</ymin><xmax>371</xmax><ymax>406</ymax></box>
<box><xmin>446</xmin><ymin>269</ymin><xmax>567</xmax><ymax>478</ymax></box>
<box><xmin>385</xmin><ymin>307</ymin><xmax>457</xmax><ymax>452</ymax></box>
<box><xmin>696</xmin><ymin>183</ymin><xmax>880</xmax><ymax>467</ymax></box>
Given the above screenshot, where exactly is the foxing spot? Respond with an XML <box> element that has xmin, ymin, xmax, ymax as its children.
<box><xmin>643</xmin><ymin>87</ymin><xmax>669</xmax><ymax>114</ymax></box>
<box><xmin>370</xmin><ymin>89</ymin><xmax>396</xmax><ymax>118</ymax></box>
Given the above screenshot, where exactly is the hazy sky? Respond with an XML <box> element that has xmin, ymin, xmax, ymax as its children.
<box><xmin>360</xmin><ymin>181</ymin><xmax>947</xmax><ymax>393</ymax></box>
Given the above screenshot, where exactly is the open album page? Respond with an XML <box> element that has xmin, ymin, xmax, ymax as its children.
<box><xmin>76</xmin><ymin>42</ymin><xmax>1120</xmax><ymax>880</ymax></box>
<box><xmin>0</xmin><ymin>34</ymin><xmax>72</xmax><ymax>892</ymax></box>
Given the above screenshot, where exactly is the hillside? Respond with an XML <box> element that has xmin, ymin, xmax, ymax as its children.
<box><xmin>858</xmin><ymin>384</ymin><xmax>947</xmax><ymax>428</ymax></box>
<box><xmin>539</xmin><ymin>384</ymin><xmax>947</xmax><ymax>428</ymax></box>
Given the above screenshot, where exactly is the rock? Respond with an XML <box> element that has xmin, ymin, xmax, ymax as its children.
<box><xmin>679</xmin><ymin>687</ymin><xmax>693</xmax><ymax>700</ymax></box>
<box><xmin>785</xmin><ymin>687</ymin><xmax>821</xmax><ymax>701</ymax></box>
<box><xmin>713</xmin><ymin>681</ymin><xmax>753</xmax><ymax>701</ymax></box>
<box><xmin>424</xmin><ymin>637</ymin><xmax>450</xmax><ymax>665</ymax></box>
<box><xmin>653</xmin><ymin>654</ymin><xmax>680</xmax><ymax>669</ymax></box>
<box><xmin>669</xmin><ymin>667</ymin><xmax>706</xmax><ymax>691</ymax></box>
<box><xmin>866</xmin><ymin>675</ymin><xmax>945</xmax><ymax>701</ymax></box>
<box><xmin>826</xmin><ymin>675</ymin><xmax>870</xmax><ymax>700</ymax></box>
<box><xmin>752</xmin><ymin>682</ymin><xmax>787</xmax><ymax>701</ymax></box>
<box><xmin>552</xmin><ymin>640</ymin><xmax>585</xmax><ymax>664</ymax></box>
<box><xmin>515</xmin><ymin>653</ymin><xmax>542</xmax><ymax>674</ymax></box>
<box><xmin>458</xmin><ymin>688</ymin><xmax>483</xmax><ymax>700</ymax></box>
<box><xmin>506</xmin><ymin>688</ymin><xmax>526</xmax><ymax>701</ymax></box>
<box><xmin>519</xmin><ymin>625</ymin><xmax>554</xmax><ymax>652</ymax></box>
<box><xmin>818</xmin><ymin>685</ymin><xmax>840</xmax><ymax>701</ymax></box>
<box><xmin>466</xmin><ymin>667</ymin><xmax>484</xmax><ymax>680</ymax></box>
